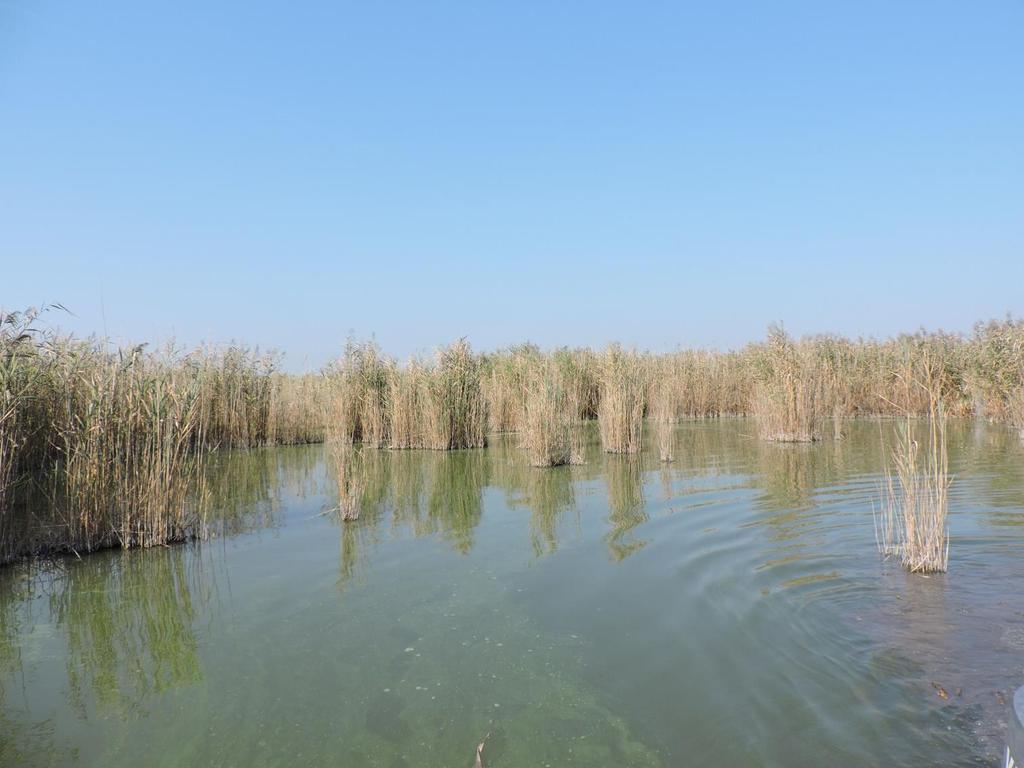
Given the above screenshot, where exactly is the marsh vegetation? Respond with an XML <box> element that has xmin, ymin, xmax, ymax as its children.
<box><xmin>2</xmin><ymin>306</ymin><xmax>1023</xmax><ymax>570</ymax></box>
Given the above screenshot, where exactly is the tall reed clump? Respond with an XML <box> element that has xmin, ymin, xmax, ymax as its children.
<box><xmin>387</xmin><ymin>359</ymin><xmax>427</xmax><ymax>449</ymax></box>
<box><xmin>750</xmin><ymin>326</ymin><xmax>825</xmax><ymax>442</ymax></box>
<box><xmin>324</xmin><ymin>340</ymin><xmax>390</xmax><ymax>447</ymax></box>
<box><xmin>324</xmin><ymin>340</ymin><xmax>487</xmax><ymax>451</ymax></box>
<box><xmin>597</xmin><ymin>346</ymin><xmax>647</xmax><ymax>454</ymax></box>
<box><xmin>521</xmin><ymin>358</ymin><xmax>583</xmax><ymax>467</ymax></box>
<box><xmin>45</xmin><ymin>340</ymin><xmax>210</xmax><ymax>552</ymax></box>
<box><xmin>422</xmin><ymin>340</ymin><xmax>487</xmax><ymax>450</ymax></box>
<box><xmin>481</xmin><ymin>344</ymin><xmax>540</xmax><ymax>434</ymax></box>
<box><xmin>875</xmin><ymin>402</ymin><xmax>951</xmax><ymax>573</ymax></box>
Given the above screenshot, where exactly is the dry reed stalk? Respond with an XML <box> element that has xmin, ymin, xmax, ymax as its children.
<box><xmin>875</xmin><ymin>389</ymin><xmax>951</xmax><ymax>573</ymax></box>
<box><xmin>597</xmin><ymin>346</ymin><xmax>647</xmax><ymax>454</ymax></box>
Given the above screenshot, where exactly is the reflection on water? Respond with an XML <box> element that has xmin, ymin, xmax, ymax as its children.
<box><xmin>1</xmin><ymin>420</ymin><xmax>1023</xmax><ymax>767</ymax></box>
<box><xmin>51</xmin><ymin>551</ymin><xmax>203</xmax><ymax>715</ymax></box>
<box><xmin>203</xmin><ymin>443</ymin><xmax>326</xmax><ymax>536</ymax></box>
<box><xmin>523</xmin><ymin>466</ymin><xmax>577</xmax><ymax>557</ymax></box>
<box><xmin>604</xmin><ymin>456</ymin><xmax>647</xmax><ymax>561</ymax></box>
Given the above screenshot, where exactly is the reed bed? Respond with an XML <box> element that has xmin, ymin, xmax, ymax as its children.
<box><xmin>326</xmin><ymin>319</ymin><xmax>1024</xmax><ymax>456</ymax></box>
<box><xmin>4</xmin><ymin>305</ymin><xmax>1024</xmax><ymax>565</ymax></box>
<box><xmin>0</xmin><ymin>308</ymin><xmax>326</xmax><ymax>564</ymax></box>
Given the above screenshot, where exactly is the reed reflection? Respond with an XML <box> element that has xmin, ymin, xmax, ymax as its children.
<box><xmin>524</xmin><ymin>466</ymin><xmax>577</xmax><ymax>557</ymax></box>
<box><xmin>47</xmin><ymin>549</ymin><xmax>204</xmax><ymax>716</ymax></box>
<box><xmin>604</xmin><ymin>456</ymin><xmax>647</xmax><ymax>561</ymax></box>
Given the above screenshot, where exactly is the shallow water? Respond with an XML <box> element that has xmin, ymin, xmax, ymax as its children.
<box><xmin>1</xmin><ymin>421</ymin><xmax>1022</xmax><ymax>767</ymax></box>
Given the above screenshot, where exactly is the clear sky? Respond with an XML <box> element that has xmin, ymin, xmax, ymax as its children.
<box><xmin>2</xmin><ymin>1</ymin><xmax>1022</xmax><ymax>370</ymax></box>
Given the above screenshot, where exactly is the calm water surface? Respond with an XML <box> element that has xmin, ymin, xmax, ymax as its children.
<box><xmin>2</xmin><ymin>421</ymin><xmax>1023</xmax><ymax>767</ymax></box>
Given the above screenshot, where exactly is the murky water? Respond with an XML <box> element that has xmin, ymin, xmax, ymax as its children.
<box><xmin>2</xmin><ymin>421</ymin><xmax>1022</xmax><ymax>767</ymax></box>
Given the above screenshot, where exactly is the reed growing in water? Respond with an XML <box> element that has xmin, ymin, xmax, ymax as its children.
<box><xmin>650</xmin><ymin>361</ymin><xmax>682</xmax><ymax>462</ymax></box>
<box><xmin>425</xmin><ymin>340</ymin><xmax>487</xmax><ymax>450</ymax></box>
<box><xmin>875</xmin><ymin>357</ymin><xmax>951</xmax><ymax>573</ymax></box>
<box><xmin>329</xmin><ymin>444</ymin><xmax>364</xmax><ymax>521</ymax></box>
<box><xmin>481</xmin><ymin>344</ymin><xmax>539</xmax><ymax>435</ymax></box>
<box><xmin>1</xmin><ymin>334</ymin><xmax>211</xmax><ymax>559</ymax></box>
<box><xmin>324</xmin><ymin>339</ymin><xmax>488</xmax><ymax>451</ymax></box>
<box><xmin>750</xmin><ymin>326</ymin><xmax>826</xmax><ymax>442</ymax></box>
<box><xmin>5</xmin><ymin>304</ymin><xmax>1024</xmax><ymax>566</ymax></box>
<box><xmin>326</xmin><ymin>319</ymin><xmax>1024</xmax><ymax>456</ymax></box>
<box><xmin>521</xmin><ymin>358</ymin><xmax>583</xmax><ymax>467</ymax></box>
<box><xmin>876</xmin><ymin>411</ymin><xmax>950</xmax><ymax>573</ymax></box>
<box><xmin>597</xmin><ymin>346</ymin><xmax>648</xmax><ymax>454</ymax></box>
<box><xmin>0</xmin><ymin>307</ymin><xmax>326</xmax><ymax>563</ymax></box>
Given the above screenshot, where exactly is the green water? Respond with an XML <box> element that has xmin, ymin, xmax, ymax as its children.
<box><xmin>2</xmin><ymin>421</ymin><xmax>1023</xmax><ymax>767</ymax></box>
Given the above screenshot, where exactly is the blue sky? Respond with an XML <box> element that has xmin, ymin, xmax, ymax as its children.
<box><xmin>2</xmin><ymin>1</ymin><xmax>1022</xmax><ymax>369</ymax></box>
